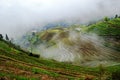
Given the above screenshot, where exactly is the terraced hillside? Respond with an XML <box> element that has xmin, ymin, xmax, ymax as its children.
<box><xmin>85</xmin><ymin>17</ymin><xmax>120</xmax><ymax>51</ymax></box>
<box><xmin>17</xmin><ymin>20</ymin><xmax>120</xmax><ymax>66</ymax></box>
<box><xmin>0</xmin><ymin>39</ymin><xmax>98</xmax><ymax>80</ymax></box>
<box><xmin>0</xmin><ymin>34</ymin><xmax>120</xmax><ymax>80</ymax></box>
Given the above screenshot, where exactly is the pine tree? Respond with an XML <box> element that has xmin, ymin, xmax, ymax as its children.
<box><xmin>0</xmin><ymin>34</ymin><xmax>3</xmax><ymax>39</ymax></box>
<box><xmin>6</xmin><ymin>34</ymin><xmax>9</xmax><ymax>41</ymax></box>
<box><xmin>115</xmin><ymin>14</ymin><xmax>118</xmax><ymax>18</ymax></box>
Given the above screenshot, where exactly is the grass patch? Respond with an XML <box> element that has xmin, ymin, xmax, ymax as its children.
<box><xmin>0</xmin><ymin>73</ymin><xmax>38</xmax><ymax>80</ymax></box>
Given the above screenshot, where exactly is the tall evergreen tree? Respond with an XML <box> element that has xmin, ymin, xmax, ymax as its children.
<box><xmin>115</xmin><ymin>14</ymin><xmax>118</xmax><ymax>18</ymax></box>
<box><xmin>0</xmin><ymin>34</ymin><xmax>3</xmax><ymax>39</ymax></box>
<box><xmin>5</xmin><ymin>34</ymin><xmax>9</xmax><ymax>41</ymax></box>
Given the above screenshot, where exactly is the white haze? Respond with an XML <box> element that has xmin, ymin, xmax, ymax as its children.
<box><xmin>0</xmin><ymin>0</ymin><xmax>120</xmax><ymax>38</ymax></box>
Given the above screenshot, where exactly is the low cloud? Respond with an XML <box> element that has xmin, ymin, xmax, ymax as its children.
<box><xmin>0</xmin><ymin>0</ymin><xmax>120</xmax><ymax>38</ymax></box>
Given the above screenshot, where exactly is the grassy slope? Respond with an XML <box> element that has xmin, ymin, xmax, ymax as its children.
<box><xmin>0</xmin><ymin>39</ymin><xmax>120</xmax><ymax>80</ymax></box>
<box><xmin>83</xmin><ymin>18</ymin><xmax>120</xmax><ymax>51</ymax></box>
<box><xmin>85</xmin><ymin>18</ymin><xmax>120</xmax><ymax>35</ymax></box>
<box><xmin>0</xmin><ymin>39</ymin><xmax>97</xmax><ymax>80</ymax></box>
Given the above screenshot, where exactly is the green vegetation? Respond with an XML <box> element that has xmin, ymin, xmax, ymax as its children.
<box><xmin>0</xmin><ymin>39</ymin><xmax>91</xmax><ymax>80</ymax></box>
<box><xmin>86</xmin><ymin>18</ymin><xmax>120</xmax><ymax>36</ymax></box>
<box><xmin>84</xmin><ymin>17</ymin><xmax>120</xmax><ymax>51</ymax></box>
<box><xmin>0</xmin><ymin>73</ymin><xmax>38</xmax><ymax>80</ymax></box>
<box><xmin>0</xmin><ymin>35</ymin><xmax>120</xmax><ymax>80</ymax></box>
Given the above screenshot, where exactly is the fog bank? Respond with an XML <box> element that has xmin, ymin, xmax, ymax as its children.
<box><xmin>0</xmin><ymin>0</ymin><xmax>120</xmax><ymax>38</ymax></box>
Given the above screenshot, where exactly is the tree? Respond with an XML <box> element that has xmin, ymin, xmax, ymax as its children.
<box><xmin>0</xmin><ymin>34</ymin><xmax>3</xmax><ymax>39</ymax></box>
<box><xmin>5</xmin><ymin>34</ymin><xmax>9</xmax><ymax>41</ymax></box>
<box><xmin>115</xmin><ymin>14</ymin><xmax>118</xmax><ymax>18</ymax></box>
<box><xmin>104</xmin><ymin>17</ymin><xmax>110</xmax><ymax>22</ymax></box>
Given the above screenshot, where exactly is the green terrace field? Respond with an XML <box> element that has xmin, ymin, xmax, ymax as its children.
<box><xmin>82</xmin><ymin>17</ymin><xmax>120</xmax><ymax>51</ymax></box>
<box><xmin>0</xmin><ymin>37</ymin><xmax>120</xmax><ymax>80</ymax></box>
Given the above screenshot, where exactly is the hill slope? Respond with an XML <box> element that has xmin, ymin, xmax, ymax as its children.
<box><xmin>84</xmin><ymin>18</ymin><xmax>120</xmax><ymax>51</ymax></box>
<box><xmin>17</xmin><ymin>19</ymin><xmax>120</xmax><ymax>66</ymax></box>
<box><xmin>1</xmin><ymin>38</ymin><xmax>120</xmax><ymax>80</ymax></box>
<box><xmin>0</xmin><ymin>39</ymin><xmax>98</xmax><ymax>80</ymax></box>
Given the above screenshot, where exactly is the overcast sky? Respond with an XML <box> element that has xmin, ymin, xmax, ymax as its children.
<box><xmin>0</xmin><ymin>0</ymin><xmax>120</xmax><ymax>38</ymax></box>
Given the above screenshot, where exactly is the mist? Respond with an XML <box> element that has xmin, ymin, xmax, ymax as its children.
<box><xmin>0</xmin><ymin>0</ymin><xmax>120</xmax><ymax>38</ymax></box>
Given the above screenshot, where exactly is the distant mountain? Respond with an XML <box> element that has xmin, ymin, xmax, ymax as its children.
<box><xmin>42</xmin><ymin>22</ymin><xmax>69</xmax><ymax>30</ymax></box>
<box><xmin>34</xmin><ymin>22</ymin><xmax>70</xmax><ymax>31</ymax></box>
